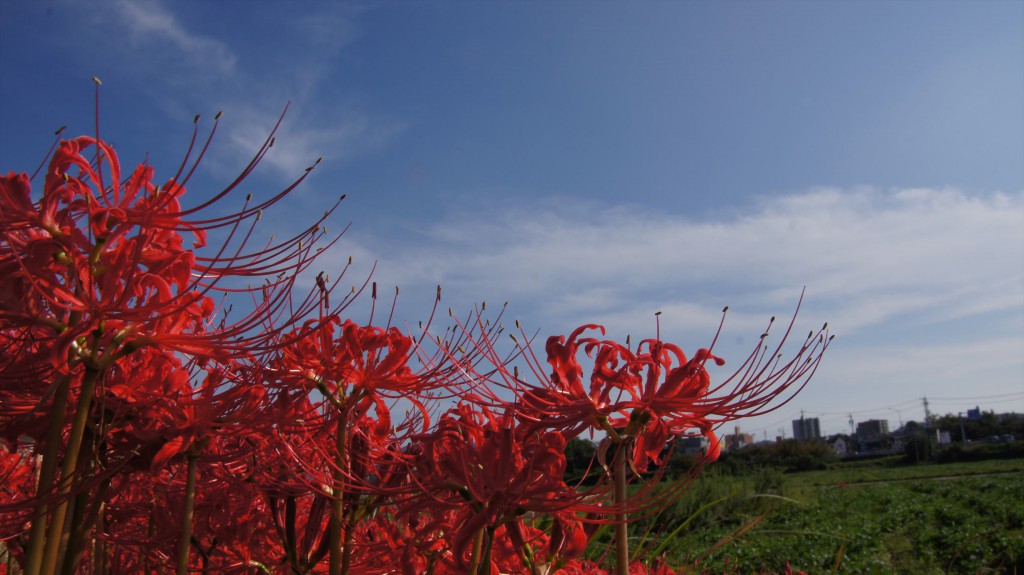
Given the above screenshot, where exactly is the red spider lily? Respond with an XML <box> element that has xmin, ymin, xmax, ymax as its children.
<box><xmin>266</xmin><ymin>311</ymin><xmax>459</xmax><ymax>575</ymax></box>
<box><xmin>402</xmin><ymin>402</ymin><xmax>588</xmax><ymax>574</ymax></box>
<box><xmin>269</xmin><ymin>316</ymin><xmax>428</xmax><ymax>434</ymax></box>
<box><xmin>425</xmin><ymin>299</ymin><xmax>830</xmax><ymax>575</ymax></box>
<box><xmin>514</xmin><ymin>325</ymin><xmax>630</xmax><ymax>439</ymax></box>
<box><xmin>0</xmin><ymin>87</ymin><xmax>351</xmax><ymax>574</ymax></box>
<box><xmin>92</xmin><ymin>456</ymin><xmax>282</xmax><ymax>574</ymax></box>
<box><xmin>0</xmin><ymin>440</ymin><xmax>37</xmax><ymax>565</ymax></box>
<box><xmin>491</xmin><ymin>298</ymin><xmax>832</xmax><ymax>472</ymax></box>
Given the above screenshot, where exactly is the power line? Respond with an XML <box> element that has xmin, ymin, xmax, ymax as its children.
<box><xmin>926</xmin><ymin>392</ymin><xmax>1024</xmax><ymax>402</ymax></box>
<box><xmin>800</xmin><ymin>393</ymin><xmax>1022</xmax><ymax>417</ymax></box>
<box><xmin>739</xmin><ymin>392</ymin><xmax>1024</xmax><ymax>436</ymax></box>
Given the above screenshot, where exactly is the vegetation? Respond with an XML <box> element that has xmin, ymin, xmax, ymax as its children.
<box><xmin>637</xmin><ymin>445</ymin><xmax>1024</xmax><ymax>574</ymax></box>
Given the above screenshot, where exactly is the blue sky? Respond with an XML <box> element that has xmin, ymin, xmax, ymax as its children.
<box><xmin>2</xmin><ymin>0</ymin><xmax>1022</xmax><ymax>438</ymax></box>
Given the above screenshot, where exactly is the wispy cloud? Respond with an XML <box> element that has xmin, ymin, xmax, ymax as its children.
<box><xmin>98</xmin><ymin>1</ymin><xmax>398</xmax><ymax>181</ymax></box>
<box><xmin>221</xmin><ymin>105</ymin><xmax>405</xmax><ymax>179</ymax></box>
<box><xmin>330</xmin><ymin>185</ymin><xmax>1023</xmax><ymax>433</ymax></box>
<box><xmin>111</xmin><ymin>0</ymin><xmax>236</xmax><ymax>76</ymax></box>
<box><xmin>357</xmin><ymin>186</ymin><xmax>1023</xmax><ymax>337</ymax></box>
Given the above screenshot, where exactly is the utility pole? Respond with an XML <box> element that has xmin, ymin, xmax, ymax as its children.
<box><xmin>959</xmin><ymin>412</ymin><xmax>967</xmax><ymax>444</ymax></box>
<box><xmin>923</xmin><ymin>397</ymin><xmax>936</xmax><ymax>462</ymax></box>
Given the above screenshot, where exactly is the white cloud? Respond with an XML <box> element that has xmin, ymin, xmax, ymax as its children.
<box><xmin>358</xmin><ymin>186</ymin><xmax>1024</xmax><ymax>338</ymax></box>
<box><xmin>342</xmin><ymin>185</ymin><xmax>1023</xmax><ymax>434</ymax></box>
<box><xmin>96</xmin><ymin>1</ymin><xmax>397</xmax><ymax>181</ymax></box>
<box><xmin>221</xmin><ymin>106</ymin><xmax>405</xmax><ymax>180</ymax></box>
<box><xmin>112</xmin><ymin>0</ymin><xmax>236</xmax><ymax>76</ymax></box>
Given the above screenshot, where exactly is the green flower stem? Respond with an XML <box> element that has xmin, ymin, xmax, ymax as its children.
<box><xmin>175</xmin><ymin>449</ymin><xmax>200</xmax><ymax>575</ymax></box>
<box><xmin>614</xmin><ymin>441</ymin><xmax>629</xmax><ymax>575</ymax></box>
<box><xmin>468</xmin><ymin>527</ymin><xmax>485</xmax><ymax>575</ymax></box>
<box><xmin>59</xmin><ymin>445</ymin><xmax>108</xmax><ymax>574</ymax></box>
<box><xmin>22</xmin><ymin>374</ymin><xmax>72</xmax><ymax>575</ymax></box>
<box><xmin>329</xmin><ymin>412</ymin><xmax>350</xmax><ymax>575</ymax></box>
<box><xmin>39</xmin><ymin>366</ymin><xmax>102</xmax><ymax>575</ymax></box>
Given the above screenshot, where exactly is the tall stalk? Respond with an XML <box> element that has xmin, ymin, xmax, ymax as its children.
<box><xmin>58</xmin><ymin>444</ymin><xmax>106</xmax><ymax>575</ymax></box>
<box><xmin>328</xmin><ymin>414</ymin><xmax>350</xmax><ymax>575</ymax></box>
<box><xmin>613</xmin><ymin>441</ymin><xmax>629</xmax><ymax>575</ymax></box>
<box><xmin>175</xmin><ymin>449</ymin><xmax>200</xmax><ymax>575</ymax></box>
<box><xmin>468</xmin><ymin>528</ymin><xmax>485</xmax><ymax>575</ymax></box>
<box><xmin>469</xmin><ymin>526</ymin><xmax>494</xmax><ymax>575</ymax></box>
<box><xmin>22</xmin><ymin>374</ymin><xmax>72</xmax><ymax>575</ymax></box>
<box><xmin>38</xmin><ymin>366</ymin><xmax>102</xmax><ymax>575</ymax></box>
<box><xmin>91</xmin><ymin>502</ymin><xmax>107</xmax><ymax>575</ymax></box>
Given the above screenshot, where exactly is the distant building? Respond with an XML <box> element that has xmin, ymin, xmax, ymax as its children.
<box><xmin>676</xmin><ymin>435</ymin><xmax>711</xmax><ymax>457</ymax></box>
<box><xmin>792</xmin><ymin>417</ymin><xmax>822</xmax><ymax>441</ymax></box>
<box><xmin>856</xmin><ymin>419</ymin><xmax>889</xmax><ymax>438</ymax></box>
<box><xmin>722</xmin><ymin>426</ymin><xmax>754</xmax><ymax>452</ymax></box>
<box><xmin>967</xmin><ymin>406</ymin><xmax>982</xmax><ymax>421</ymax></box>
<box><xmin>830</xmin><ymin>437</ymin><xmax>849</xmax><ymax>457</ymax></box>
<box><xmin>855</xmin><ymin>419</ymin><xmax>891</xmax><ymax>452</ymax></box>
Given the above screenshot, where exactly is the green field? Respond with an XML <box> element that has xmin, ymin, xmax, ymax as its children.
<box><xmin>634</xmin><ymin>456</ymin><xmax>1024</xmax><ymax>574</ymax></box>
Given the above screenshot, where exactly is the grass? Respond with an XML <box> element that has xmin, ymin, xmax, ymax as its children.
<box><xmin>638</xmin><ymin>455</ymin><xmax>1024</xmax><ymax>574</ymax></box>
<box><xmin>785</xmin><ymin>456</ymin><xmax>1024</xmax><ymax>491</ymax></box>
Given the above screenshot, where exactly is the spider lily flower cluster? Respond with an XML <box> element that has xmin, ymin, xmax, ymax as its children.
<box><xmin>0</xmin><ymin>97</ymin><xmax>832</xmax><ymax>575</ymax></box>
